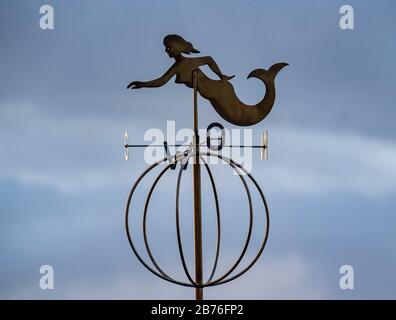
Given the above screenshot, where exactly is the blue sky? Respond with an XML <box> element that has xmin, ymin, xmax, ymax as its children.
<box><xmin>1</xmin><ymin>0</ymin><xmax>396</xmax><ymax>299</ymax></box>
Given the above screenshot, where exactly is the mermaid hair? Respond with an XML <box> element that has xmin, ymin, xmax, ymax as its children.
<box><xmin>163</xmin><ymin>34</ymin><xmax>200</xmax><ymax>55</ymax></box>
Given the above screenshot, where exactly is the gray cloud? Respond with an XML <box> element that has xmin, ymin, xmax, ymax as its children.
<box><xmin>1</xmin><ymin>0</ymin><xmax>396</xmax><ymax>299</ymax></box>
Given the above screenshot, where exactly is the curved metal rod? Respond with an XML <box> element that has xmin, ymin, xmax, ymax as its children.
<box><xmin>199</xmin><ymin>155</ymin><xmax>221</xmax><ymax>284</ymax></box>
<box><xmin>175</xmin><ymin>150</ymin><xmax>253</xmax><ymax>288</ymax></box>
<box><xmin>175</xmin><ymin>153</ymin><xmax>197</xmax><ymax>286</ymax></box>
<box><xmin>174</xmin><ymin>153</ymin><xmax>234</xmax><ymax>287</ymax></box>
<box><xmin>203</xmin><ymin>152</ymin><xmax>270</xmax><ymax>287</ymax></box>
<box><xmin>200</xmin><ymin>153</ymin><xmax>253</xmax><ymax>287</ymax></box>
<box><xmin>125</xmin><ymin>152</ymin><xmax>198</xmax><ymax>288</ymax></box>
<box><xmin>142</xmin><ymin>163</ymin><xmax>176</xmax><ymax>280</ymax></box>
<box><xmin>142</xmin><ymin>152</ymin><xmax>222</xmax><ymax>287</ymax></box>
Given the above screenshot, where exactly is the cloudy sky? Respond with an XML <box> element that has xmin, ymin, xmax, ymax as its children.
<box><xmin>1</xmin><ymin>0</ymin><xmax>395</xmax><ymax>299</ymax></box>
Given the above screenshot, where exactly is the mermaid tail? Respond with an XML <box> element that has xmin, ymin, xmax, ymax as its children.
<box><xmin>199</xmin><ymin>63</ymin><xmax>288</xmax><ymax>126</ymax></box>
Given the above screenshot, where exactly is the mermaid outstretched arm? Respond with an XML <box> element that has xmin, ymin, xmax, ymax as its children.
<box><xmin>127</xmin><ymin>64</ymin><xmax>177</xmax><ymax>89</ymax></box>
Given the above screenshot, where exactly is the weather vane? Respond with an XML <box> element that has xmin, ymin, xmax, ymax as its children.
<box><xmin>124</xmin><ymin>34</ymin><xmax>287</xmax><ymax>300</ymax></box>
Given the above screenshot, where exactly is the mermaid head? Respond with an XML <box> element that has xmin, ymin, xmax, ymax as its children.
<box><xmin>163</xmin><ymin>34</ymin><xmax>200</xmax><ymax>58</ymax></box>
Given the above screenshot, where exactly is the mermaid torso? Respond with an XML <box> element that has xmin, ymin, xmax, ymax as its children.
<box><xmin>174</xmin><ymin>60</ymin><xmax>202</xmax><ymax>88</ymax></box>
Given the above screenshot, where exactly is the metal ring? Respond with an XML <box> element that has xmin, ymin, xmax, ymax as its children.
<box><xmin>199</xmin><ymin>156</ymin><xmax>221</xmax><ymax>284</ymax></box>
<box><xmin>200</xmin><ymin>152</ymin><xmax>254</xmax><ymax>287</ymax></box>
<box><xmin>175</xmin><ymin>152</ymin><xmax>253</xmax><ymax>288</ymax></box>
<box><xmin>202</xmin><ymin>152</ymin><xmax>270</xmax><ymax>287</ymax></box>
<box><xmin>173</xmin><ymin>154</ymin><xmax>224</xmax><ymax>287</ymax></box>
<box><xmin>125</xmin><ymin>153</ymin><xmax>198</xmax><ymax>287</ymax></box>
<box><xmin>142</xmin><ymin>163</ymin><xmax>178</xmax><ymax>280</ymax></box>
<box><xmin>175</xmin><ymin>153</ymin><xmax>197</xmax><ymax>285</ymax></box>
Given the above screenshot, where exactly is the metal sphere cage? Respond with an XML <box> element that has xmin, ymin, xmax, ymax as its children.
<box><xmin>125</xmin><ymin>149</ymin><xmax>270</xmax><ymax>289</ymax></box>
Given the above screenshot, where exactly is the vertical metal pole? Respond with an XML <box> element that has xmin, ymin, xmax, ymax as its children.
<box><xmin>192</xmin><ymin>70</ymin><xmax>203</xmax><ymax>300</ymax></box>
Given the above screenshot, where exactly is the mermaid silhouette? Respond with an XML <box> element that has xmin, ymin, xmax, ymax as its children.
<box><xmin>127</xmin><ymin>34</ymin><xmax>288</xmax><ymax>126</ymax></box>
